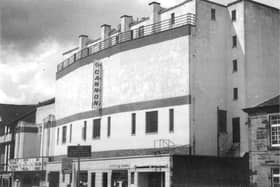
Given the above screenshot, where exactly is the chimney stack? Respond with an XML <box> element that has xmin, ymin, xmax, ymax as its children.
<box><xmin>149</xmin><ymin>2</ymin><xmax>161</xmax><ymax>24</ymax></box>
<box><xmin>79</xmin><ymin>35</ymin><xmax>88</xmax><ymax>49</ymax></box>
<box><xmin>101</xmin><ymin>24</ymin><xmax>111</xmax><ymax>40</ymax></box>
<box><xmin>120</xmin><ymin>15</ymin><xmax>133</xmax><ymax>32</ymax></box>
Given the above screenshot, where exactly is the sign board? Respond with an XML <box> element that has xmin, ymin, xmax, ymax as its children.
<box><xmin>67</xmin><ymin>145</ymin><xmax>91</xmax><ymax>158</ymax></box>
<box><xmin>9</xmin><ymin>158</ymin><xmax>47</xmax><ymax>172</ymax></box>
<box><xmin>62</xmin><ymin>158</ymin><xmax>72</xmax><ymax>174</ymax></box>
<box><xmin>92</xmin><ymin>61</ymin><xmax>102</xmax><ymax>109</ymax></box>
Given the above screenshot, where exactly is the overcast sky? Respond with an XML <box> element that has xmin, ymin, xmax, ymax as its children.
<box><xmin>0</xmin><ymin>0</ymin><xmax>279</xmax><ymax>104</ymax></box>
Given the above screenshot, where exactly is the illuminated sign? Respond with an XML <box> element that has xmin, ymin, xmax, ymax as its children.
<box><xmin>92</xmin><ymin>61</ymin><xmax>102</xmax><ymax>109</ymax></box>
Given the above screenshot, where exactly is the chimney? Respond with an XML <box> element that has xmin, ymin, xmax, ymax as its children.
<box><xmin>79</xmin><ymin>35</ymin><xmax>88</xmax><ymax>49</ymax></box>
<box><xmin>120</xmin><ymin>15</ymin><xmax>133</xmax><ymax>32</ymax></box>
<box><xmin>101</xmin><ymin>24</ymin><xmax>111</xmax><ymax>40</ymax></box>
<box><xmin>149</xmin><ymin>2</ymin><xmax>161</xmax><ymax>24</ymax></box>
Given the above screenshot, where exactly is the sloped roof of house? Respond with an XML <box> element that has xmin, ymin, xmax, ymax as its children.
<box><xmin>243</xmin><ymin>95</ymin><xmax>280</xmax><ymax>114</ymax></box>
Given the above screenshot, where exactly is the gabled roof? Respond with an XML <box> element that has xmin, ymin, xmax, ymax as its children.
<box><xmin>0</xmin><ymin>104</ymin><xmax>36</xmax><ymax>126</ymax></box>
<box><xmin>243</xmin><ymin>95</ymin><xmax>280</xmax><ymax>114</ymax></box>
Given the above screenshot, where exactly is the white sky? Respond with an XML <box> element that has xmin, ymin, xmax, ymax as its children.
<box><xmin>0</xmin><ymin>0</ymin><xmax>279</xmax><ymax>104</ymax></box>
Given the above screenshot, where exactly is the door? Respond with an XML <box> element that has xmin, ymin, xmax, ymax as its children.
<box><xmin>48</xmin><ymin>172</ymin><xmax>60</xmax><ymax>187</ymax></box>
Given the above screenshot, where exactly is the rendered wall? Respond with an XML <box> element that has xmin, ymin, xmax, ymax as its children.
<box><xmin>190</xmin><ymin>0</ymin><xmax>230</xmax><ymax>156</ymax></box>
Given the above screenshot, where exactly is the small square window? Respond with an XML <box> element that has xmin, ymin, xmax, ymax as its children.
<box><xmin>233</xmin><ymin>59</ymin><xmax>238</xmax><ymax>72</ymax></box>
<box><xmin>232</xmin><ymin>10</ymin><xmax>236</xmax><ymax>21</ymax></box>
<box><xmin>211</xmin><ymin>8</ymin><xmax>216</xmax><ymax>20</ymax></box>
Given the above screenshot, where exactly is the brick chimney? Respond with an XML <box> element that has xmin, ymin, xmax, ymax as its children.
<box><xmin>120</xmin><ymin>15</ymin><xmax>133</xmax><ymax>32</ymax></box>
<box><xmin>79</xmin><ymin>35</ymin><xmax>88</xmax><ymax>49</ymax></box>
<box><xmin>101</xmin><ymin>24</ymin><xmax>111</xmax><ymax>40</ymax></box>
<box><xmin>149</xmin><ymin>2</ymin><xmax>161</xmax><ymax>24</ymax></box>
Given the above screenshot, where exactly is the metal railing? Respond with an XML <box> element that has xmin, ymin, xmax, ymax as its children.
<box><xmin>57</xmin><ymin>13</ymin><xmax>196</xmax><ymax>72</ymax></box>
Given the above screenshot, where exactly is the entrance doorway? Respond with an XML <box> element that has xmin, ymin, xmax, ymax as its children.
<box><xmin>48</xmin><ymin>172</ymin><xmax>60</xmax><ymax>187</ymax></box>
<box><xmin>138</xmin><ymin>172</ymin><xmax>165</xmax><ymax>187</ymax></box>
<box><xmin>111</xmin><ymin>170</ymin><xmax>128</xmax><ymax>187</ymax></box>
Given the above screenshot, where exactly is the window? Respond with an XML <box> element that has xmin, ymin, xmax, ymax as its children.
<box><xmin>218</xmin><ymin>109</ymin><xmax>227</xmax><ymax>133</ymax></box>
<box><xmin>171</xmin><ymin>13</ymin><xmax>175</xmax><ymax>24</ymax></box>
<box><xmin>82</xmin><ymin>121</ymin><xmax>87</xmax><ymax>140</ymax></box>
<box><xmin>131</xmin><ymin>113</ymin><xmax>136</xmax><ymax>135</ymax></box>
<box><xmin>93</xmin><ymin>119</ymin><xmax>101</xmax><ymax>139</ymax></box>
<box><xmin>270</xmin><ymin>114</ymin><xmax>280</xmax><ymax>147</ymax></box>
<box><xmin>272</xmin><ymin>168</ymin><xmax>280</xmax><ymax>187</ymax></box>
<box><xmin>169</xmin><ymin>109</ymin><xmax>174</xmax><ymax>132</ymax></box>
<box><xmin>107</xmin><ymin>117</ymin><xmax>111</xmax><ymax>137</ymax></box>
<box><xmin>69</xmin><ymin>124</ymin><xmax>72</xmax><ymax>143</ymax></box>
<box><xmin>102</xmin><ymin>173</ymin><xmax>108</xmax><ymax>187</ymax></box>
<box><xmin>233</xmin><ymin>59</ymin><xmax>238</xmax><ymax>72</ymax></box>
<box><xmin>138</xmin><ymin>26</ymin><xmax>144</xmax><ymax>37</ymax></box>
<box><xmin>146</xmin><ymin>111</ymin><xmax>158</xmax><ymax>133</ymax></box>
<box><xmin>131</xmin><ymin>172</ymin><xmax>135</xmax><ymax>184</ymax></box>
<box><xmin>232</xmin><ymin>117</ymin><xmax>240</xmax><ymax>143</ymax></box>
<box><xmin>57</xmin><ymin>128</ymin><xmax>60</xmax><ymax>145</ymax></box>
<box><xmin>233</xmin><ymin>88</ymin><xmax>238</xmax><ymax>100</ymax></box>
<box><xmin>232</xmin><ymin>10</ymin><xmax>236</xmax><ymax>21</ymax></box>
<box><xmin>211</xmin><ymin>8</ymin><xmax>216</xmax><ymax>20</ymax></box>
<box><xmin>232</xmin><ymin>35</ymin><xmax>237</xmax><ymax>48</ymax></box>
<box><xmin>62</xmin><ymin>126</ymin><xmax>67</xmax><ymax>144</ymax></box>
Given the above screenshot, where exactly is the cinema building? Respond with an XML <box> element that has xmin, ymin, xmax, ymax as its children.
<box><xmin>47</xmin><ymin>0</ymin><xmax>279</xmax><ymax>186</ymax></box>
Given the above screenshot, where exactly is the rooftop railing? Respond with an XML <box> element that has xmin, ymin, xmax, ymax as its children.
<box><xmin>57</xmin><ymin>13</ymin><xmax>196</xmax><ymax>72</ymax></box>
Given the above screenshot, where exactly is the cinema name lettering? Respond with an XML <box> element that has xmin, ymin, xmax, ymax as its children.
<box><xmin>92</xmin><ymin>61</ymin><xmax>102</xmax><ymax>109</ymax></box>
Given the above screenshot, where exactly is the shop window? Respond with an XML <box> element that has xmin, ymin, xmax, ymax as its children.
<box><xmin>232</xmin><ymin>10</ymin><xmax>236</xmax><ymax>21</ymax></box>
<box><xmin>169</xmin><ymin>109</ymin><xmax>174</xmax><ymax>132</ymax></box>
<box><xmin>93</xmin><ymin>119</ymin><xmax>101</xmax><ymax>139</ymax></box>
<box><xmin>131</xmin><ymin>113</ymin><xmax>136</xmax><ymax>135</ymax></box>
<box><xmin>62</xmin><ymin>126</ymin><xmax>67</xmax><ymax>144</ymax></box>
<box><xmin>211</xmin><ymin>8</ymin><xmax>216</xmax><ymax>20</ymax></box>
<box><xmin>102</xmin><ymin>173</ymin><xmax>108</xmax><ymax>187</ymax></box>
<box><xmin>270</xmin><ymin>114</ymin><xmax>280</xmax><ymax>147</ymax></box>
<box><xmin>146</xmin><ymin>111</ymin><xmax>158</xmax><ymax>133</ymax></box>
<box><xmin>131</xmin><ymin>172</ymin><xmax>135</xmax><ymax>184</ymax></box>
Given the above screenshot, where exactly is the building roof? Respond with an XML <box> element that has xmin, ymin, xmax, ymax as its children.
<box><xmin>243</xmin><ymin>95</ymin><xmax>280</xmax><ymax>114</ymax></box>
<box><xmin>0</xmin><ymin>104</ymin><xmax>36</xmax><ymax>126</ymax></box>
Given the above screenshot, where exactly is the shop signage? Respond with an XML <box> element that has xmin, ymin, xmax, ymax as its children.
<box><xmin>9</xmin><ymin>158</ymin><xmax>47</xmax><ymax>171</ymax></box>
<box><xmin>92</xmin><ymin>61</ymin><xmax>102</xmax><ymax>110</ymax></box>
<box><xmin>67</xmin><ymin>145</ymin><xmax>91</xmax><ymax>158</ymax></box>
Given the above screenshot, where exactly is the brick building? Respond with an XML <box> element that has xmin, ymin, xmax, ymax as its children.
<box><xmin>244</xmin><ymin>95</ymin><xmax>280</xmax><ymax>187</ymax></box>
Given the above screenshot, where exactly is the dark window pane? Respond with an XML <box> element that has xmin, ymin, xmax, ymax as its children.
<box><xmin>169</xmin><ymin>109</ymin><xmax>174</xmax><ymax>132</ymax></box>
<box><xmin>218</xmin><ymin>109</ymin><xmax>227</xmax><ymax>133</ymax></box>
<box><xmin>211</xmin><ymin>8</ymin><xmax>216</xmax><ymax>20</ymax></box>
<box><xmin>233</xmin><ymin>88</ymin><xmax>238</xmax><ymax>100</ymax></box>
<box><xmin>131</xmin><ymin>113</ymin><xmax>136</xmax><ymax>135</ymax></box>
<box><xmin>62</xmin><ymin>126</ymin><xmax>67</xmax><ymax>143</ymax></box>
<box><xmin>107</xmin><ymin>117</ymin><xmax>111</xmax><ymax>137</ymax></box>
<box><xmin>93</xmin><ymin>119</ymin><xmax>101</xmax><ymax>139</ymax></box>
<box><xmin>102</xmin><ymin>173</ymin><xmax>107</xmax><ymax>187</ymax></box>
<box><xmin>232</xmin><ymin>10</ymin><xmax>236</xmax><ymax>21</ymax></box>
<box><xmin>146</xmin><ymin>111</ymin><xmax>158</xmax><ymax>133</ymax></box>
<box><xmin>232</xmin><ymin>35</ymin><xmax>237</xmax><ymax>48</ymax></box>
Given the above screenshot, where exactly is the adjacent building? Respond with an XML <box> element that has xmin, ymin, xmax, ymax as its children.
<box><xmin>0</xmin><ymin>104</ymin><xmax>36</xmax><ymax>186</ymax></box>
<box><xmin>244</xmin><ymin>95</ymin><xmax>280</xmax><ymax>187</ymax></box>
